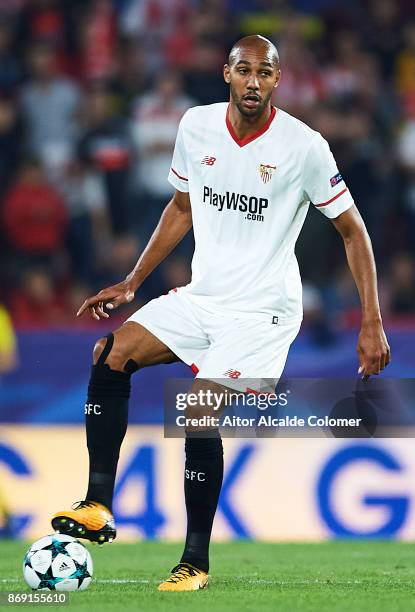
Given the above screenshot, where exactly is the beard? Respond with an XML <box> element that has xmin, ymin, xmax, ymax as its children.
<box><xmin>230</xmin><ymin>83</ymin><xmax>273</xmax><ymax>118</ymax></box>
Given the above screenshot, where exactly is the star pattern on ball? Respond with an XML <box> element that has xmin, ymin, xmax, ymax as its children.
<box><xmin>23</xmin><ymin>536</ymin><xmax>92</xmax><ymax>591</ymax></box>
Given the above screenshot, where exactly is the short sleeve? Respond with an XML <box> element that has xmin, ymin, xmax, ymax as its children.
<box><xmin>302</xmin><ymin>134</ymin><xmax>354</xmax><ymax>219</ymax></box>
<box><xmin>168</xmin><ymin>113</ymin><xmax>190</xmax><ymax>193</ymax></box>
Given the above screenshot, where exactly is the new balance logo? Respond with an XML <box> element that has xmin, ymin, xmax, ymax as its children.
<box><xmin>201</xmin><ymin>156</ymin><xmax>216</xmax><ymax>166</ymax></box>
<box><xmin>224</xmin><ymin>369</ymin><xmax>241</xmax><ymax>379</ymax></box>
<box><xmin>59</xmin><ymin>561</ymin><xmax>70</xmax><ymax>571</ymax></box>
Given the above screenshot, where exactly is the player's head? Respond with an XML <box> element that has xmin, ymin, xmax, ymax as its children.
<box><xmin>224</xmin><ymin>35</ymin><xmax>281</xmax><ymax>118</ymax></box>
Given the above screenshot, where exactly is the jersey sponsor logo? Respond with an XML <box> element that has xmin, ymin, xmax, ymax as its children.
<box><xmin>330</xmin><ymin>172</ymin><xmax>343</xmax><ymax>187</ymax></box>
<box><xmin>224</xmin><ymin>369</ymin><xmax>241</xmax><ymax>379</ymax></box>
<box><xmin>203</xmin><ymin>186</ymin><xmax>268</xmax><ymax>222</ymax></box>
<box><xmin>201</xmin><ymin>156</ymin><xmax>217</xmax><ymax>166</ymax></box>
<box><xmin>259</xmin><ymin>163</ymin><xmax>277</xmax><ymax>184</ymax></box>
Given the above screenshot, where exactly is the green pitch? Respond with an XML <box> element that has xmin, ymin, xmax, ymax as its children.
<box><xmin>1</xmin><ymin>540</ymin><xmax>415</xmax><ymax>612</ymax></box>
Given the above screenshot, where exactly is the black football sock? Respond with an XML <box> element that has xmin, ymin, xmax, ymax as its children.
<box><xmin>180</xmin><ymin>433</ymin><xmax>223</xmax><ymax>572</ymax></box>
<box><xmin>85</xmin><ymin>334</ymin><xmax>132</xmax><ymax>512</ymax></box>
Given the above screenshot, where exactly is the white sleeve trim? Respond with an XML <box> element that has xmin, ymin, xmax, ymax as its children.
<box><xmin>315</xmin><ymin>187</ymin><xmax>354</xmax><ymax>219</ymax></box>
<box><xmin>168</xmin><ymin>167</ymin><xmax>189</xmax><ymax>193</ymax></box>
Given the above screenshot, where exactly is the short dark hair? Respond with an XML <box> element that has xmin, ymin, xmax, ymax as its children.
<box><xmin>228</xmin><ymin>35</ymin><xmax>280</xmax><ymax>68</ymax></box>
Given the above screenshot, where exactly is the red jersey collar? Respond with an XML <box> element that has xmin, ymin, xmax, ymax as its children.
<box><xmin>226</xmin><ymin>104</ymin><xmax>277</xmax><ymax>147</ymax></box>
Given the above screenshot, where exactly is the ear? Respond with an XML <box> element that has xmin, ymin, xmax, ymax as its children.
<box><xmin>223</xmin><ymin>63</ymin><xmax>231</xmax><ymax>84</ymax></box>
<box><xmin>273</xmin><ymin>68</ymin><xmax>281</xmax><ymax>89</ymax></box>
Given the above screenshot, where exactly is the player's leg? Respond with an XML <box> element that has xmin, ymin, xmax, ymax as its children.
<box><xmin>158</xmin><ymin>378</ymin><xmax>227</xmax><ymax>591</ymax></box>
<box><xmin>158</xmin><ymin>315</ymin><xmax>302</xmax><ymax>589</ymax></box>
<box><xmin>51</xmin><ymin>321</ymin><xmax>178</xmax><ymax>544</ymax></box>
<box><xmin>85</xmin><ymin>322</ymin><xmax>177</xmax><ymax>507</ymax></box>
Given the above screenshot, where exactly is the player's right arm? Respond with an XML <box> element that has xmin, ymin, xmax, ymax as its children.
<box><xmin>302</xmin><ymin>133</ymin><xmax>390</xmax><ymax>378</ymax></box>
<box><xmin>77</xmin><ymin>189</ymin><xmax>192</xmax><ymax>320</ymax></box>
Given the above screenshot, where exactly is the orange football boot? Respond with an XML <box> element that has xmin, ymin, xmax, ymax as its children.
<box><xmin>51</xmin><ymin>500</ymin><xmax>116</xmax><ymax>544</ymax></box>
<box><xmin>158</xmin><ymin>563</ymin><xmax>209</xmax><ymax>591</ymax></box>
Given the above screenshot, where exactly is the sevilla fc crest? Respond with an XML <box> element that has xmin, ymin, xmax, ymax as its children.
<box><xmin>259</xmin><ymin>163</ymin><xmax>277</xmax><ymax>184</ymax></box>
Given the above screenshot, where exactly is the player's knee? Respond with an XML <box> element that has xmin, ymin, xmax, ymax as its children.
<box><xmin>92</xmin><ymin>334</ymin><xmax>139</xmax><ymax>374</ymax></box>
<box><xmin>93</xmin><ymin>337</ymin><xmax>108</xmax><ymax>365</ymax></box>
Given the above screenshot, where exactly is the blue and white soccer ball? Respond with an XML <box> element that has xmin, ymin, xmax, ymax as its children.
<box><xmin>23</xmin><ymin>534</ymin><xmax>93</xmax><ymax>591</ymax></box>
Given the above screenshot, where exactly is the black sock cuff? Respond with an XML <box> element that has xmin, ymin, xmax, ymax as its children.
<box><xmin>88</xmin><ymin>363</ymin><xmax>131</xmax><ymax>399</ymax></box>
<box><xmin>88</xmin><ymin>333</ymin><xmax>131</xmax><ymax>398</ymax></box>
<box><xmin>185</xmin><ymin>435</ymin><xmax>223</xmax><ymax>460</ymax></box>
<box><xmin>186</xmin><ymin>428</ymin><xmax>221</xmax><ymax>439</ymax></box>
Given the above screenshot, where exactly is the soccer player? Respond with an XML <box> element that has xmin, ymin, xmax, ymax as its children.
<box><xmin>52</xmin><ymin>35</ymin><xmax>390</xmax><ymax>590</ymax></box>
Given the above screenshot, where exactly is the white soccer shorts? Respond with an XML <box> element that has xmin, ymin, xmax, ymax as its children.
<box><xmin>127</xmin><ymin>288</ymin><xmax>301</xmax><ymax>392</ymax></box>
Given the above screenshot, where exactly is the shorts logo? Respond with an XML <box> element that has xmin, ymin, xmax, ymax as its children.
<box><xmin>259</xmin><ymin>163</ymin><xmax>277</xmax><ymax>184</ymax></box>
<box><xmin>201</xmin><ymin>156</ymin><xmax>216</xmax><ymax>166</ymax></box>
<box><xmin>224</xmin><ymin>369</ymin><xmax>241</xmax><ymax>379</ymax></box>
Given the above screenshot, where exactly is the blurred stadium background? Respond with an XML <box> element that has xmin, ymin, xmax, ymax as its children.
<box><xmin>1</xmin><ymin>0</ymin><xmax>415</xmax><ymax>543</ymax></box>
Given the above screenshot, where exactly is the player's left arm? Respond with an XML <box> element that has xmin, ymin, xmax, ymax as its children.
<box><xmin>331</xmin><ymin>204</ymin><xmax>391</xmax><ymax>378</ymax></box>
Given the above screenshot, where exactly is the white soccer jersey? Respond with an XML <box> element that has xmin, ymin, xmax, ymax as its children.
<box><xmin>168</xmin><ymin>103</ymin><xmax>354</xmax><ymax>321</ymax></box>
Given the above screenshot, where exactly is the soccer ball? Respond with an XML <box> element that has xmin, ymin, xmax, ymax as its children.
<box><xmin>23</xmin><ymin>534</ymin><xmax>93</xmax><ymax>591</ymax></box>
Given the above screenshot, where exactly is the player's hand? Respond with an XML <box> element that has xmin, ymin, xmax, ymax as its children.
<box><xmin>76</xmin><ymin>280</ymin><xmax>135</xmax><ymax>320</ymax></box>
<box><xmin>357</xmin><ymin>320</ymin><xmax>391</xmax><ymax>379</ymax></box>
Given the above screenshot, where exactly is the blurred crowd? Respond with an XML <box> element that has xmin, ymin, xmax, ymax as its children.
<box><xmin>0</xmin><ymin>0</ymin><xmax>414</xmax><ymax>333</ymax></box>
